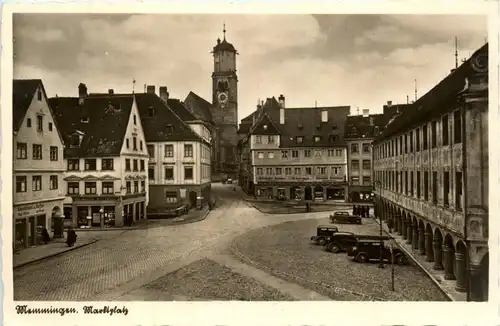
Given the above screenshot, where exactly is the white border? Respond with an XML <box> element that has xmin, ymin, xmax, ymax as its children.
<box><xmin>2</xmin><ymin>2</ymin><xmax>499</xmax><ymax>325</ymax></box>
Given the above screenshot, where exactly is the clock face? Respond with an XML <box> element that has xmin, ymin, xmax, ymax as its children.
<box><xmin>218</xmin><ymin>92</ymin><xmax>228</xmax><ymax>104</ymax></box>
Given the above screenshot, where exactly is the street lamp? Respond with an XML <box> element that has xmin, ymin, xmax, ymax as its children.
<box><xmin>372</xmin><ymin>180</ymin><xmax>384</xmax><ymax>269</ymax></box>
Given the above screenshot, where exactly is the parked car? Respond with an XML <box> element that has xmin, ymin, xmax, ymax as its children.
<box><xmin>325</xmin><ymin>233</ymin><xmax>390</xmax><ymax>253</ymax></box>
<box><xmin>310</xmin><ymin>225</ymin><xmax>339</xmax><ymax>245</ymax></box>
<box><xmin>347</xmin><ymin>239</ymin><xmax>408</xmax><ymax>265</ymax></box>
<box><xmin>329</xmin><ymin>211</ymin><xmax>362</xmax><ymax>225</ymax></box>
<box><xmin>226</xmin><ymin>178</ymin><xmax>233</xmax><ymax>184</ymax></box>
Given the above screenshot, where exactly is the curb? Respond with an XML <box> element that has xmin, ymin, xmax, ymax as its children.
<box><xmin>14</xmin><ymin>239</ymin><xmax>99</xmax><ymax>269</ymax></box>
<box><xmin>170</xmin><ymin>209</ymin><xmax>211</xmax><ymax>226</ymax></box>
<box><xmin>371</xmin><ymin>216</ymin><xmax>454</xmax><ymax>302</ymax></box>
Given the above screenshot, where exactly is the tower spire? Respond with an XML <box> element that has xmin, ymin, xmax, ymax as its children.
<box><xmin>414</xmin><ymin>79</ymin><xmax>418</xmax><ymax>102</ymax></box>
<box><xmin>455</xmin><ymin>36</ymin><xmax>459</xmax><ymax>69</ymax></box>
<box><xmin>223</xmin><ymin>21</ymin><xmax>226</xmax><ymax>40</ymax></box>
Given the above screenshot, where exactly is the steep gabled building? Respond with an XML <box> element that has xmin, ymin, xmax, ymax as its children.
<box><xmin>49</xmin><ymin>84</ymin><xmax>149</xmax><ymax>228</ymax></box>
<box><xmin>13</xmin><ymin>79</ymin><xmax>66</xmax><ymax>250</ymax></box>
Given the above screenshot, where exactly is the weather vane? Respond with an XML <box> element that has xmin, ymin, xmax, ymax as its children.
<box><xmin>223</xmin><ymin>21</ymin><xmax>226</xmax><ymax>40</ymax></box>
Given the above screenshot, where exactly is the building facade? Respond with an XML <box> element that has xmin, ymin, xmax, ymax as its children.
<box><xmin>13</xmin><ymin>79</ymin><xmax>66</xmax><ymax>250</ymax></box>
<box><xmin>239</xmin><ymin>96</ymin><xmax>350</xmax><ymax>201</ymax></box>
<box><xmin>133</xmin><ymin>89</ymin><xmax>212</xmax><ymax>213</ymax></box>
<box><xmin>372</xmin><ymin>44</ymin><xmax>489</xmax><ymax>301</ymax></box>
<box><xmin>50</xmin><ymin>85</ymin><xmax>149</xmax><ymax>228</ymax></box>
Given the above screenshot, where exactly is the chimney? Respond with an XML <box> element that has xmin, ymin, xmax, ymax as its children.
<box><xmin>278</xmin><ymin>94</ymin><xmax>285</xmax><ymax>108</ymax></box>
<box><xmin>78</xmin><ymin>83</ymin><xmax>87</xmax><ymax>105</ymax></box>
<box><xmin>387</xmin><ymin>100</ymin><xmax>393</xmax><ymax>106</ymax></box>
<box><xmin>369</xmin><ymin>117</ymin><xmax>374</xmax><ymax>126</ymax></box>
<box><xmin>280</xmin><ymin>107</ymin><xmax>285</xmax><ymax>124</ymax></box>
<box><xmin>362</xmin><ymin>108</ymin><xmax>370</xmax><ymax>117</ymax></box>
<box><xmin>108</xmin><ymin>89</ymin><xmax>114</xmax><ymax>95</ymax></box>
<box><xmin>146</xmin><ymin>85</ymin><xmax>156</xmax><ymax>94</ymax></box>
<box><xmin>159</xmin><ymin>86</ymin><xmax>169</xmax><ymax>102</ymax></box>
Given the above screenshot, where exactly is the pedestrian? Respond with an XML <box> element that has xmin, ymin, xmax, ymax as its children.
<box><xmin>361</xmin><ymin>205</ymin><xmax>366</xmax><ymax>218</ymax></box>
<box><xmin>364</xmin><ymin>206</ymin><xmax>368</xmax><ymax>218</ymax></box>
<box><xmin>66</xmin><ymin>227</ymin><xmax>77</xmax><ymax>247</ymax></box>
<box><xmin>41</xmin><ymin>227</ymin><xmax>51</xmax><ymax>244</ymax></box>
<box><xmin>128</xmin><ymin>214</ymin><xmax>133</xmax><ymax>227</ymax></box>
<box><xmin>353</xmin><ymin>205</ymin><xmax>357</xmax><ymax>216</ymax></box>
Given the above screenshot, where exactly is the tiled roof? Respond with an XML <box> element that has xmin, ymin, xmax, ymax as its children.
<box><xmin>49</xmin><ymin>95</ymin><xmax>134</xmax><ymax>157</ymax></box>
<box><xmin>165</xmin><ymin>98</ymin><xmax>198</xmax><ymax>122</ymax></box>
<box><xmin>184</xmin><ymin>91</ymin><xmax>215</xmax><ymax>125</ymax></box>
<box><xmin>377</xmin><ymin>43</ymin><xmax>488</xmax><ymax>141</ymax></box>
<box><xmin>250</xmin><ymin>112</ymin><xmax>281</xmax><ymax>135</ymax></box>
<box><xmin>133</xmin><ymin>93</ymin><xmax>204</xmax><ymax>143</ymax></box>
<box><xmin>13</xmin><ymin>79</ymin><xmax>46</xmax><ymax>131</ymax></box>
<box><xmin>344</xmin><ymin>114</ymin><xmax>389</xmax><ymax>139</ymax></box>
<box><xmin>213</xmin><ymin>38</ymin><xmax>236</xmax><ymax>53</ymax></box>
<box><xmin>245</xmin><ymin>96</ymin><xmax>350</xmax><ymax>148</ymax></box>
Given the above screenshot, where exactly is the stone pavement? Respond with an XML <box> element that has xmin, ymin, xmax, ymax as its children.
<box><xmin>372</xmin><ymin>216</ymin><xmax>466</xmax><ymax>301</ymax></box>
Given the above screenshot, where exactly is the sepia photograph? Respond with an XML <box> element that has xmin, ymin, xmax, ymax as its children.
<box><xmin>2</xmin><ymin>3</ymin><xmax>498</xmax><ymax>325</ymax></box>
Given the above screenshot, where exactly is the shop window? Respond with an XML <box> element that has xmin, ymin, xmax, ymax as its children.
<box><xmin>165</xmin><ymin>191</ymin><xmax>178</xmax><ymax>204</ymax></box>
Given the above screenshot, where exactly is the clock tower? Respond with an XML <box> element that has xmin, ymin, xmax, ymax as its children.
<box><xmin>211</xmin><ymin>24</ymin><xmax>239</xmax><ymax>175</ymax></box>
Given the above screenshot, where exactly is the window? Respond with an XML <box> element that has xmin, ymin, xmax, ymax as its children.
<box><xmin>314</xmin><ymin>150</ymin><xmax>321</xmax><ymax>157</ymax></box>
<box><xmin>285</xmin><ymin>167</ymin><xmax>292</xmax><ymax>175</ymax></box>
<box><xmin>318</xmin><ymin>167</ymin><xmax>327</xmax><ymax>175</ymax></box>
<box><xmin>266</xmin><ymin>168</ymin><xmax>273</xmax><ymax>175</ymax></box>
<box><xmin>165</xmin><ymin>167</ymin><xmax>174</xmax><ymax>180</ymax></box>
<box><xmin>140</xmin><ymin>141</ymin><xmax>143</xmax><ymax>151</ymax></box>
<box><xmin>351</xmin><ymin>177</ymin><xmax>360</xmax><ymax>185</ymax></box>
<box><xmin>140</xmin><ymin>160</ymin><xmax>145</xmax><ymax>171</ymax></box>
<box><xmin>396</xmin><ymin>171</ymin><xmax>399</xmax><ymax>192</ymax></box>
<box><xmin>456</xmin><ymin>171</ymin><xmax>463</xmax><ymax>210</ymax></box>
<box><xmin>141</xmin><ymin>181</ymin><xmax>145</xmax><ymax>192</ymax></box>
<box><xmin>16</xmin><ymin>176</ymin><xmax>27</xmax><ymax>193</ymax></box>
<box><xmin>84</xmin><ymin>182</ymin><xmax>97</xmax><ymax>195</ymax></box>
<box><xmin>328</xmin><ymin>149</ymin><xmax>335</xmax><ymax>157</ymax></box>
<box><xmin>424</xmin><ymin>171</ymin><xmax>429</xmax><ymax>201</ymax></box>
<box><xmin>296</xmin><ymin>136</ymin><xmax>303</xmax><ymax>144</ymax></box>
<box><xmin>133</xmin><ymin>114</ymin><xmax>137</xmax><ymax>125</ymax></box>
<box><xmin>410</xmin><ymin>171</ymin><xmax>414</xmax><ymax>196</ymax></box>
<box><xmin>133</xmin><ymin>137</ymin><xmax>137</xmax><ymax>150</ymax></box>
<box><xmin>256</xmin><ymin>168</ymin><xmax>263</xmax><ymax>175</ymax></box>
<box><xmin>336</xmin><ymin>149</ymin><xmax>342</xmax><ymax>156</ymax></box>
<box><xmin>276</xmin><ymin>167</ymin><xmax>282</xmax><ymax>175</ymax></box>
<box><xmin>268</xmin><ymin>152</ymin><xmax>275</xmax><ymax>159</ymax></box>
<box><xmin>48</xmin><ymin>146</ymin><xmax>58</xmax><ymax>161</ymax></box>
<box><xmin>362</xmin><ymin>160</ymin><xmax>371</xmax><ymax>170</ymax></box>
<box><xmin>351</xmin><ymin>143</ymin><xmax>359</xmax><ymax>153</ymax></box>
<box><xmin>49</xmin><ymin>122</ymin><xmax>53</xmax><ymax>131</ymax></box>
<box><xmin>165</xmin><ymin>145</ymin><xmax>174</xmax><ymax>157</ymax></box>
<box><xmin>432</xmin><ymin>171</ymin><xmax>438</xmax><ymax>204</ymax></box>
<box><xmin>33</xmin><ymin>144</ymin><xmax>42</xmax><ymax>160</ymax></box>
<box><xmin>133</xmin><ymin>159</ymin><xmax>138</xmax><ymax>171</ymax></box>
<box><xmin>416</xmin><ymin>128</ymin><xmax>420</xmax><ymax>152</ymax></box>
<box><xmin>184</xmin><ymin>166</ymin><xmax>193</xmax><ymax>180</ymax></box>
<box><xmin>304</xmin><ymin>150</ymin><xmax>311</xmax><ymax>158</ymax></box>
<box><xmin>36</xmin><ymin>115</ymin><xmax>43</xmax><ymax>132</ymax></box>
<box><xmin>85</xmin><ymin>159</ymin><xmax>97</xmax><ymax>171</ymax></box>
<box><xmin>102</xmin><ymin>182</ymin><xmax>114</xmax><ymax>194</ymax></box>
<box><xmin>305</xmin><ymin>167</ymin><xmax>312</xmax><ymax>175</ymax></box>
<box><xmin>405</xmin><ymin>171</ymin><xmax>408</xmax><ymax>195</ymax></box>
<box><xmin>165</xmin><ymin>192</ymin><xmax>177</xmax><ymax>204</ymax></box>
<box><xmin>68</xmin><ymin>159</ymin><xmax>80</xmax><ymax>171</ymax></box>
<box><xmin>362</xmin><ymin>176</ymin><xmax>371</xmax><ymax>185</ymax></box>
<box><xmin>16</xmin><ymin>142</ymin><xmax>27</xmax><ymax>159</ymax></box>
<box><xmin>404</xmin><ymin>134</ymin><xmax>408</xmax><ymax>154</ymax></box>
<box><xmin>423</xmin><ymin>124</ymin><xmax>428</xmax><ymax>150</ymax></box>
<box><xmin>125</xmin><ymin>159</ymin><xmax>131</xmax><ymax>171</ymax></box>
<box><xmin>147</xmin><ymin>145</ymin><xmax>155</xmax><ymax>158</ymax></box>
<box><xmin>443</xmin><ymin>171</ymin><xmax>450</xmax><ymax>206</ymax></box>
<box><xmin>126</xmin><ymin>138</ymin><xmax>130</xmax><ymax>149</ymax></box>
<box><xmin>362</xmin><ymin>143</ymin><xmax>370</xmax><ymax>153</ymax></box>
<box><xmin>281</xmin><ymin>151</ymin><xmax>288</xmax><ymax>159</ymax></box>
<box><xmin>442</xmin><ymin>115</ymin><xmax>449</xmax><ymax>146</ymax></box>
<box><xmin>292</xmin><ymin>150</ymin><xmax>299</xmax><ymax>158</ymax></box>
<box><xmin>294</xmin><ymin>167</ymin><xmax>301</xmax><ymax>175</ymax></box>
<box><xmin>71</xmin><ymin>135</ymin><xmax>80</xmax><ymax>147</ymax></box>
<box><xmin>134</xmin><ymin>181</ymin><xmax>139</xmax><ymax>193</ymax></box>
<box><xmin>454</xmin><ymin>110</ymin><xmax>462</xmax><ymax>144</ymax></box>
<box><xmin>417</xmin><ymin>171</ymin><xmax>421</xmax><ymax>198</ymax></box>
<box><xmin>184</xmin><ymin>144</ymin><xmax>193</xmax><ymax>157</ymax></box>
<box><xmin>351</xmin><ymin>160</ymin><xmax>360</xmax><ymax>170</ymax></box>
<box><xmin>409</xmin><ymin>131</ymin><xmax>414</xmax><ymax>152</ymax></box>
<box><xmin>166</xmin><ymin>125</ymin><xmax>174</xmax><ymax>134</ymax></box>
<box><xmin>102</xmin><ymin>158</ymin><xmax>114</xmax><ymax>170</ymax></box>
<box><xmin>27</xmin><ymin>118</ymin><xmax>32</xmax><ymax>127</ymax></box>
<box><xmin>255</xmin><ymin>136</ymin><xmax>262</xmax><ymax>144</ymax></box>
<box><xmin>314</xmin><ymin>136</ymin><xmax>321</xmax><ymax>143</ymax></box>
<box><xmin>399</xmin><ymin>136</ymin><xmax>403</xmax><ymax>154</ymax></box>
<box><xmin>126</xmin><ymin>181</ymin><xmax>131</xmax><ymax>193</ymax></box>
<box><xmin>68</xmin><ymin>182</ymin><xmax>79</xmax><ymax>195</ymax></box>
<box><xmin>332</xmin><ymin>166</ymin><xmax>340</xmax><ymax>174</ymax></box>
<box><xmin>268</xmin><ymin>136</ymin><xmax>274</xmax><ymax>144</ymax></box>
<box><xmin>431</xmin><ymin>121</ymin><xmax>437</xmax><ymax>148</ymax></box>
<box><xmin>37</xmin><ymin>89</ymin><xmax>42</xmax><ymax>101</ymax></box>
<box><xmin>258</xmin><ymin>152</ymin><xmax>264</xmax><ymax>159</ymax></box>
<box><xmin>321</xmin><ymin>110</ymin><xmax>328</xmax><ymax>122</ymax></box>
<box><xmin>148</xmin><ymin>167</ymin><xmax>155</xmax><ymax>180</ymax></box>
<box><xmin>49</xmin><ymin>175</ymin><xmax>58</xmax><ymax>190</ymax></box>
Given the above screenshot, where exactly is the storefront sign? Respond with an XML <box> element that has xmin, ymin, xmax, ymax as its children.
<box><xmin>16</xmin><ymin>203</ymin><xmax>45</xmax><ymax>218</ymax></box>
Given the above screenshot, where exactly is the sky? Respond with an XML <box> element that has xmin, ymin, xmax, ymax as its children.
<box><xmin>13</xmin><ymin>13</ymin><xmax>487</xmax><ymax>122</ymax></box>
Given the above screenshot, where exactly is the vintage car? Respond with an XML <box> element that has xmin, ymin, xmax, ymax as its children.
<box><xmin>325</xmin><ymin>233</ymin><xmax>390</xmax><ymax>253</ymax></box>
<box><xmin>310</xmin><ymin>225</ymin><xmax>339</xmax><ymax>245</ymax></box>
<box><xmin>347</xmin><ymin>239</ymin><xmax>408</xmax><ymax>265</ymax></box>
<box><xmin>226</xmin><ymin>178</ymin><xmax>233</xmax><ymax>184</ymax></box>
<box><xmin>329</xmin><ymin>211</ymin><xmax>362</xmax><ymax>225</ymax></box>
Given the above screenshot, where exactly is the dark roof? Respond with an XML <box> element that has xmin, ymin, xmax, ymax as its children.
<box><xmin>245</xmin><ymin>96</ymin><xmax>350</xmax><ymax>148</ymax></box>
<box><xmin>133</xmin><ymin>93</ymin><xmax>204</xmax><ymax>143</ymax></box>
<box><xmin>165</xmin><ymin>98</ymin><xmax>198</xmax><ymax>122</ymax></box>
<box><xmin>49</xmin><ymin>95</ymin><xmax>134</xmax><ymax>157</ymax></box>
<box><xmin>13</xmin><ymin>79</ymin><xmax>45</xmax><ymax>131</ymax></box>
<box><xmin>344</xmin><ymin>114</ymin><xmax>393</xmax><ymax>139</ymax></box>
<box><xmin>184</xmin><ymin>91</ymin><xmax>215</xmax><ymax>125</ymax></box>
<box><xmin>376</xmin><ymin>43</ymin><xmax>488</xmax><ymax>142</ymax></box>
<box><xmin>213</xmin><ymin>38</ymin><xmax>237</xmax><ymax>53</ymax></box>
<box><xmin>250</xmin><ymin>112</ymin><xmax>281</xmax><ymax>135</ymax></box>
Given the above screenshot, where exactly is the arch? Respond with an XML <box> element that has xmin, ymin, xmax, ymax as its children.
<box><xmin>51</xmin><ymin>206</ymin><xmax>62</xmax><ymax>217</ymax></box>
<box><xmin>433</xmin><ymin>227</ymin><xmax>443</xmax><ymax>243</ymax></box>
<box><xmin>418</xmin><ymin>219</ymin><xmax>425</xmax><ymax>231</ymax></box>
<box><xmin>304</xmin><ymin>186</ymin><xmax>312</xmax><ymax>201</ymax></box>
<box><xmin>443</xmin><ymin>233</ymin><xmax>456</xmax><ymax>280</ymax></box>
<box><xmin>425</xmin><ymin>223</ymin><xmax>434</xmax><ymax>262</ymax></box>
<box><xmin>444</xmin><ymin>233</ymin><xmax>454</xmax><ymax>248</ymax></box>
<box><xmin>479</xmin><ymin>252</ymin><xmax>489</xmax><ymax>301</ymax></box>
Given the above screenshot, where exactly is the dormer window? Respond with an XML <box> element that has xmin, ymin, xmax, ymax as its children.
<box><xmin>332</xmin><ymin>124</ymin><xmax>338</xmax><ymax>130</ymax></box>
<box><xmin>314</xmin><ymin>136</ymin><xmax>321</xmax><ymax>143</ymax></box>
<box><xmin>296</xmin><ymin>136</ymin><xmax>303</xmax><ymax>144</ymax></box>
<box><xmin>70</xmin><ymin>134</ymin><xmax>80</xmax><ymax>147</ymax></box>
<box><xmin>297</xmin><ymin>123</ymin><xmax>303</xmax><ymax>130</ymax></box>
<box><xmin>81</xmin><ymin>117</ymin><xmax>89</xmax><ymax>123</ymax></box>
<box><xmin>316</xmin><ymin>124</ymin><xmax>320</xmax><ymax>130</ymax></box>
<box><xmin>329</xmin><ymin>135</ymin><xmax>338</xmax><ymax>143</ymax></box>
<box><xmin>166</xmin><ymin>124</ymin><xmax>174</xmax><ymax>134</ymax></box>
<box><xmin>148</xmin><ymin>106</ymin><xmax>155</xmax><ymax>117</ymax></box>
<box><xmin>263</xmin><ymin>125</ymin><xmax>268</xmax><ymax>130</ymax></box>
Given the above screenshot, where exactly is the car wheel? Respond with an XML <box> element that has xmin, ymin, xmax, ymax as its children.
<box><xmin>318</xmin><ymin>238</ymin><xmax>326</xmax><ymax>246</ymax></box>
<box><xmin>330</xmin><ymin>244</ymin><xmax>340</xmax><ymax>253</ymax></box>
<box><xmin>356</xmin><ymin>252</ymin><xmax>368</xmax><ymax>263</ymax></box>
<box><xmin>325</xmin><ymin>243</ymin><xmax>333</xmax><ymax>252</ymax></box>
<box><xmin>396</xmin><ymin>254</ymin><xmax>407</xmax><ymax>265</ymax></box>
